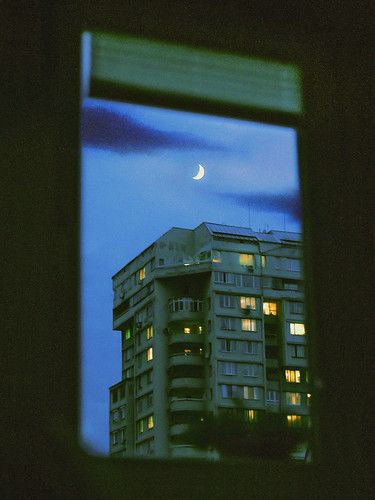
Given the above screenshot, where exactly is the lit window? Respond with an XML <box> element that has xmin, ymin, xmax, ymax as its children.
<box><xmin>261</xmin><ymin>255</ymin><xmax>266</xmax><ymax>268</ymax></box>
<box><xmin>285</xmin><ymin>369</ymin><xmax>301</xmax><ymax>383</ymax></box>
<box><xmin>198</xmin><ymin>325</ymin><xmax>203</xmax><ymax>334</ymax></box>
<box><xmin>307</xmin><ymin>393</ymin><xmax>312</xmax><ymax>405</ymax></box>
<box><xmin>146</xmin><ymin>325</ymin><xmax>153</xmax><ymax>339</ymax></box>
<box><xmin>286</xmin><ymin>392</ymin><xmax>302</xmax><ymax>405</ymax></box>
<box><xmin>243</xmin><ymin>386</ymin><xmax>260</xmax><ymax>400</ymax></box>
<box><xmin>287</xmin><ymin>415</ymin><xmax>302</xmax><ymax>427</ymax></box>
<box><xmin>183</xmin><ymin>327</ymin><xmax>191</xmax><ymax>334</ymax></box>
<box><xmin>263</xmin><ymin>302</ymin><xmax>277</xmax><ymax>316</ymax></box>
<box><xmin>184</xmin><ymin>348</ymin><xmax>192</xmax><ymax>355</ymax></box>
<box><xmin>240</xmin><ymin>296</ymin><xmax>256</xmax><ymax>310</ymax></box>
<box><xmin>147</xmin><ymin>415</ymin><xmax>154</xmax><ymax>429</ymax></box>
<box><xmin>125</xmin><ymin>328</ymin><xmax>132</xmax><ymax>340</ymax></box>
<box><xmin>266</xmin><ymin>390</ymin><xmax>280</xmax><ymax>403</ymax></box>
<box><xmin>290</xmin><ymin>322</ymin><xmax>305</xmax><ymax>335</ymax></box>
<box><xmin>139</xmin><ymin>267</ymin><xmax>146</xmax><ymax>281</ymax></box>
<box><xmin>244</xmin><ymin>409</ymin><xmax>256</xmax><ymax>422</ymax></box>
<box><xmin>146</xmin><ymin>347</ymin><xmax>153</xmax><ymax>361</ymax></box>
<box><xmin>137</xmin><ymin>419</ymin><xmax>145</xmax><ymax>434</ymax></box>
<box><xmin>239</xmin><ymin>253</ymin><xmax>254</xmax><ymax>266</ymax></box>
<box><xmin>241</xmin><ymin>318</ymin><xmax>257</xmax><ymax>332</ymax></box>
<box><xmin>212</xmin><ymin>250</ymin><xmax>221</xmax><ymax>263</ymax></box>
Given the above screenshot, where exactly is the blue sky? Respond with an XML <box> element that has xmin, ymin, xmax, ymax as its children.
<box><xmin>80</xmin><ymin>97</ymin><xmax>301</xmax><ymax>454</ymax></box>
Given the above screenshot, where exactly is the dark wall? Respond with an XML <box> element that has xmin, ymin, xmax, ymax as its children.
<box><xmin>3</xmin><ymin>2</ymin><xmax>372</xmax><ymax>498</ymax></box>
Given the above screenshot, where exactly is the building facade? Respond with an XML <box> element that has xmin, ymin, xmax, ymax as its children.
<box><xmin>109</xmin><ymin>223</ymin><xmax>310</xmax><ymax>458</ymax></box>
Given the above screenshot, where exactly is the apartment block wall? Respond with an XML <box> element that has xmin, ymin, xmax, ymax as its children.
<box><xmin>109</xmin><ymin>223</ymin><xmax>309</xmax><ymax>458</ymax></box>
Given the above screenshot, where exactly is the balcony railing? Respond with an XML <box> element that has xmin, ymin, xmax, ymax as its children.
<box><xmin>168</xmin><ymin>298</ymin><xmax>203</xmax><ymax>313</ymax></box>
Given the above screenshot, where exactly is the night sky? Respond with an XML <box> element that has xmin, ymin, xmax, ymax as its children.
<box><xmin>80</xmin><ymin>97</ymin><xmax>301</xmax><ymax>454</ymax></box>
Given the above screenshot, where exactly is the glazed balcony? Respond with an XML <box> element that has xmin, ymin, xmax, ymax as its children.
<box><xmin>168</xmin><ymin>364</ymin><xmax>205</xmax><ymax>381</ymax></box>
<box><xmin>168</xmin><ymin>352</ymin><xmax>204</xmax><ymax>368</ymax></box>
<box><xmin>168</xmin><ymin>298</ymin><xmax>204</xmax><ymax>322</ymax></box>
<box><xmin>168</xmin><ymin>330</ymin><xmax>204</xmax><ymax>345</ymax></box>
<box><xmin>169</xmin><ymin>423</ymin><xmax>189</xmax><ymax>437</ymax></box>
<box><xmin>169</xmin><ymin>377</ymin><xmax>205</xmax><ymax>391</ymax></box>
<box><xmin>169</xmin><ymin>397</ymin><xmax>205</xmax><ymax>412</ymax></box>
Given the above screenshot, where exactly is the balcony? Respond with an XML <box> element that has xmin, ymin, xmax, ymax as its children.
<box><xmin>169</xmin><ymin>423</ymin><xmax>189</xmax><ymax>437</ymax></box>
<box><xmin>154</xmin><ymin>261</ymin><xmax>212</xmax><ymax>279</ymax></box>
<box><xmin>169</xmin><ymin>397</ymin><xmax>205</xmax><ymax>412</ymax></box>
<box><xmin>168</xmin><ymin>298</ymin><xmax>204</xmax><ymax>322</ymax></box>
<box><xmin>169</xmin><ymin>353</ymin><xmax>204</xmax><ymax>368</ymax></box>
<box><xmin>170</xmin><ymin>444</ymin><xmax>209</xmax><ymax>459</ymax></box>
<box><xmin>168</xmin><ymin>331</ymin><xmax>204</xmax><ymax>345</ymax></box>
<box><xmin>169</xmin><ymin>377</ymin><xmax>205</xmax><ymax>390</ymax></box>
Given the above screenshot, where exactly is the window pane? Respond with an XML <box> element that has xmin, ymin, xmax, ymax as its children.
<box><xmin>81</xmin><ymin>39</ymin><xmax>306</xmax><ymax>459</ymax></box>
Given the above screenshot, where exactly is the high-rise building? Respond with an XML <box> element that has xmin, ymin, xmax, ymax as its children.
<box><xmin>109</xmin><ymin>223</ymin><xmax>309</xmax><ymax>458</ymax></box>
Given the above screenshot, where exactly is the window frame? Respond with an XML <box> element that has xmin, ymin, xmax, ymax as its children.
<box><xmin>14</xmin><ymin>3</ymin><xmax>371</xmax><ymax>496</ymax></box>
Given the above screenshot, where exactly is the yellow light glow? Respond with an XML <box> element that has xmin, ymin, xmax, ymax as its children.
<box><xmin>239</xmin><ymin>253</ymin><xmax>253</xmax><ymax>266</ymax></box>
<box><xmin>147</xmin><ymin>347</ymin><xmax>153</xmax><ymax>361</ymax></box>
<box><xmin>290</xmin><ymin>322</ymin><xmax>305</xmax><ymax>335</ymax></box>
<box><xmin>263</xmin><ymin>302</ymin><xmax>277</xmax><ymax>315</ymax></box>
<box><xmin>285</xmin><ymin>369</ymin><xmax>301</xmax><ymax>383</ymax></box>
<box><xmin>146</xmin><ymin>325</ymin><xmax>153</xmax><ymax>339</ymax></box>
<box><xmin>147</xmin><ymin>415</ymin><xmax>154</xmax><ymax>429</ymax></box>
<box><xmin>287</xmin><ymin>415</ymin><xmax>301</xmax><ymax>427</ymax></box>
<box><xmin>184</xmin><ymin>327</ymin><xmax>191</xmax><ymax>334</ymax></box>
<box><xmin>241</xmin><ymin>296</ymin><xmax>256</xmax><ymax>309</ymax></box>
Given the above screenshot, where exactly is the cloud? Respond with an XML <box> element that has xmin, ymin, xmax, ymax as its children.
<box><xmin>81</xmin><ymin>102</ymin><xmax>224</xmax><ymax>153</ymax></box>
<box><xmin>216</xmin><ymin>190</ymin><xmax>302</xmax><ymax>220</ymax></box>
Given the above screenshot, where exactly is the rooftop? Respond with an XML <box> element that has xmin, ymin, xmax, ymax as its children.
<box><xmin>202</xmin><ymin>222</ymin><xmax>302</xmax><ymax>244</ymax></box>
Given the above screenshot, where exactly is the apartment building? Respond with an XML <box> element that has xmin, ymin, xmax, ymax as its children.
<box><xmin>109</xmin><ymin>222</ymin><xmax>309</xmax><ymax>458</ymax></box>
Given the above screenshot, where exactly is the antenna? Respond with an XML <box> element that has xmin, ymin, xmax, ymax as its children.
<box><xmin>247</xmin><ymin>206</ymin><xmax>252</xmax><ymax>228</ymax></box>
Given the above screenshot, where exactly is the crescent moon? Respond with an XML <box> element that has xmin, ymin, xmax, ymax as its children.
<box><xmin>193</xmin><ymin>164</ymin><xmax>205</xmax><ymax>180</ymax></box>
